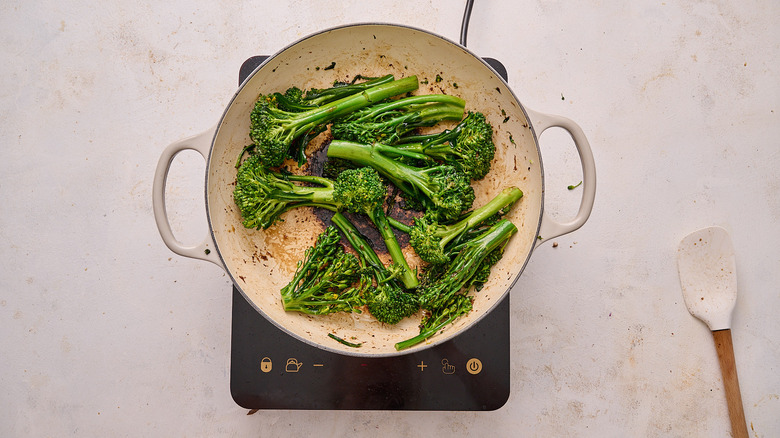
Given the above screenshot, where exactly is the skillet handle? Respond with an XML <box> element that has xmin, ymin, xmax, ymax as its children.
<box><xmin>525</xmin><ymin>109</ymin><xmax>596</xmax><ymax>248</ymax></box>
<box><xmin>152</xmin><ymin>126</ymin><xmax>224</xmax><ymax>269</ymax></box>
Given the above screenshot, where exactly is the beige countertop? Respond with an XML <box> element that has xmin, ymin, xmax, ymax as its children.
<box><xmin>1</xmin><ymin>1</ymin><xmax>778</xmax><ymax>436</ymax></box>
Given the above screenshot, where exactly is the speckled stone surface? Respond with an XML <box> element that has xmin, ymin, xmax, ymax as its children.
<box><xmin>1</xmin><ymin>1</ymin><xmax>778</xmax><ymax>436</ymax></box>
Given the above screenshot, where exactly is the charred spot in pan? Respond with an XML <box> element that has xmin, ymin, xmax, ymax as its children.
<box><xmin>305</xmin><ymin>136</ymin><xmax>333</xmax><ymax>177</ymax></box>
<box><xmin>312</xmin><ymin>207</ymin><xmax>336</xmax><ymax>228</ymax></box>
<box><xmin>337</xmin><ymin>211</ymin><xmax>387</xmax><ymax>254</ymax></box>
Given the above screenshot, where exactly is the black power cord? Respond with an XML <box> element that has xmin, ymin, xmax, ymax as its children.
<box><xmin>460</xmin><ymin>0</ymin><xmax>475</xmax><ymax>47</ymax></box>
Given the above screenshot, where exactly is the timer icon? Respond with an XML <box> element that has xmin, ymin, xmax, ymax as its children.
<box><xmin>466</xmin><ymin>358</ymin><xmax>483</xmax><ymax>375</ymax></box>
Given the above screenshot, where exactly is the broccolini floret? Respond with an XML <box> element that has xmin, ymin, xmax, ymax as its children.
<box><xmin>405</xmin><ymin>187</ymin><xmax>523</xmax><ymax>264</ymax></box>
<box><xmin>327</xmin><ymin>139</ymin><xmax>475</xmax><ymax>222</ymax></box>
<box><xmin>330</xmin><ymin>94</ymin><xmax>466</xmax><ymax>144</ymax></box>
<box><xmin>233</xmin><ymin>154</ymin><xmax>339</xmax><ymax>229</ymax></box>
<box><xmin>280</xmin><ymin>226</ymin><xmax>367</xmax><ymax>315</ymax></box>
<box><xmin>392</xmin><ymin>111</ymin><xmax>496</xmax><ymax>180</ymax></box>
<box><xmin>393</xmin><ymin>219</ymin><xmax>517</xmax><ymax>350</ymax></box>
<box><xmin>331</xmin><ymin>213</ymin><xmax>419</xmax><ymax>324</ymax></box>
<box><xmin>416</xmin><ymin>219</ymin><xmax>517</xmax><ymax>311</ymax></box>
<box><xmin>248</xmin><ymin>75</ymin><xmax>419</xmax><ymax>167</ymax></box>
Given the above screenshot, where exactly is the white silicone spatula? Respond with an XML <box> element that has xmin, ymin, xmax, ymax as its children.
<box><xmin>677</xmin><ymin>226</ymin><xmax>748</xmax><ymax>438</ymax></box>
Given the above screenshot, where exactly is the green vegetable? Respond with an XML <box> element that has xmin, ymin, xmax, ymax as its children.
<box><xmin>568</xmin><ymin>181</ymin><xmax>582</xmax><ymax>190</ymax></box>
<box><xmin>267</xmin><ymin>75</ymin><xmax>397</xmax><ymax>164</ymax></box>
<box><xmin>328</xmin><ymin>333</ymin><xmax>363</xmax><ymax>348</ymax></box>
<box><xmin>327</xmin><ymin>140</ymin><xmax>475</xmax><ymax>222</ymax></box>
<box><xmin>395</xmin><ymin>294</ymin><xmax>472</xmax><ymax>351</ymax></box>
<box><xmin>233</xmin><ymin>157</ymin><xmax>417</xmax><ymax>289</ymax></box>
<box><xmin>402</xmin><ymin>187</ymin><xmax>523</xmax><ymax>265</ymax></box>
<box><xmin>331</xmin><ymin>212</ymin><xmax>419</xmax><ymax>325</ymax></box>
<box><xmin>248</xmin><ymin>75</ymin><xmax>418</xmax><ymax>167</ymax></box>
<box><xmin>280</xmin><ymin>226</ymin><xmax>367</xmax><ymax>315</ymax></box>
<box><xmin>330</xmin><ymin>94</ymin><xmax>465</xmax><ymax>144</ymax></box>
<box><xmin>333</xmin><ymin>168</ymin><xmax>418</xmax><ymax>289</ymax></box>
<box><xmin>417</xmin><ymin>219</ymin><xmax>517</xmax><ymax>311</ymax></box>
<box><xmin>276</xmin><ymin>75</ymin><xmax>397</xmax><ymax>113</ymax></box>
<box><xmin>305</xmin><ymin>75</ymin><xmax>395</xmax><ymax>106</ymax></box>
<box><xmin>237</xmin><ymin>73</ymin><xmax>524</xmax><ymax>345</ymax></box>
<box><xmin>394</xmin><ymin>111</ymin><xmax>496</xmax><ymax>180</ymax></box>
<box><xmin>394</xmin><ymin>219</ymin><xmax>517</xmax><ymax>350</ymax></box>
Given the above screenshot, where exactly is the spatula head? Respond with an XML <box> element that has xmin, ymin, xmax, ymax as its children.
<box><xmin>677</xmin><ymin>226</ymin><xmax>738</xmax><ymax>331</ymax></box>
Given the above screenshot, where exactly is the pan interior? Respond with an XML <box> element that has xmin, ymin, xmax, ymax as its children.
<box><xmin>207</xmin><ymin>24</ymin><xmax>543</xmax><ymax>356</ymax></box>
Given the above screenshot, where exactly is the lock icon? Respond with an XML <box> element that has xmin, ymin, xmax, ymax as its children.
<box><xmin>260</xmin><ymin>357</ymin><xmax>272</xmax><ymax>373</ymax></box>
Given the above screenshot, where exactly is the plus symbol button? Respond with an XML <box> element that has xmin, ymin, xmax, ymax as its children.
<box><xmin>417</xmin><ymin>361</ymin><xmax>428</xmax><ymax>371</ymax></box>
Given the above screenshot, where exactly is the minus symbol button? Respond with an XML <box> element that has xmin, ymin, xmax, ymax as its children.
<box><xmin>313</xmin><ymin>364</ymin><xmax>324</xmax><ymax>367</ymax></box>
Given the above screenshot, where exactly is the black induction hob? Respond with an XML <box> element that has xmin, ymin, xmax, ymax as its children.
<box><xmin>230</xmin><ymin>55</ymin><xmax>510</xmax><ymax>411</ymax></box>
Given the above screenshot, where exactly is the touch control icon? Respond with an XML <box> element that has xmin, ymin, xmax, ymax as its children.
<box><xmin>441</xmin><ymin>359</ymin><xmax>456</xmax><ymax>375</ymax></box>
<box><xmin>285</xmin><ymin>358</ymin><xmax>303</xmax><ymax>373</ymax></box>
<box><xmin>466</xmin><ymin>358</ymin><xmax>483</xmax><ymax>375</ymax></box>
<box><xmin>260</xmin><ymin>357</ymin><xmax>273</xmax><ymax>373</ymax></box>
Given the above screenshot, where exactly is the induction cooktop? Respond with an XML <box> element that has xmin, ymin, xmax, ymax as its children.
<box><xmin>230</xmin><ymin>55</ymin><xmax>511</xmax><ymax>411</ymax></box>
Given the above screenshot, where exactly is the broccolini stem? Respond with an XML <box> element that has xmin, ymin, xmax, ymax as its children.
<box><xmin>438</xmin><ymin>187</ymin><xmax>523</xmax><ymax>249</ymax></box>
<box><xmin>349</xmin><ymin>94</ymin><xmax>465</xmax><ymax>122</ymax></box>
<box><xmin>327</xmin><ymin>140</ymin><xmax>428</xmax><ymax>197</ymax></box>
<box><xmin>368</xmin><ymin>208</ymin><xmax>419</xmax><ymax>289</ymax></box>
<box><xmin>461</xmin><ymin>188</ymin><xmax>523</xmax><ymax>229</ymax></box>
<box><xmin>285</xmin><ymin>174</ymin><xmax>335</xmax><ymax>189</ymax></box>
<box><xmin>387</xmin><ymin>217</ymin><xmax>412</xmax><ymax>234</ymax></box>
<box><xmin>331</xmin><ymin>213</ymin><xmax>386</xmax><ymax>277</ymax></box>
<box><xmin>373</xmin><ymin>144</ymin><xmax>433</xmax><ymax>162</ymax></box>
<box><xmin>291</xmin><ymin>76</ymin><xmax>420</xmax><ymax>128</ymax></box>
<box><xmin>306</xmin><ymin>74</ymin><xmax>395</xmax><ymax>105</ymax></box>
<box><xmin>394</xmin><ymin>312</ymin><xmax>462</xmax><ymax>351</ymax></box>
<box><xmin>447</xmin><ymin>219</ymin><xmax>517</xmax><ymax>281</ymax></box>
<box><xmin>328</xmin><ymin>333</ymin><xmax>362</xmax><ymax>348</ymax></box>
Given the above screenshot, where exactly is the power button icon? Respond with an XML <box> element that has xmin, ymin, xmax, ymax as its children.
<box><xmin>466</xmin><ymin>358</ymin><xmax>482</xmax><ymax>375</ymax></box>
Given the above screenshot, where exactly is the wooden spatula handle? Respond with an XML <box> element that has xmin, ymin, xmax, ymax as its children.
<box><xmin>712</xmin><ymin>329</ymin><xmax>749</xmax><ymax>438</ymax></box>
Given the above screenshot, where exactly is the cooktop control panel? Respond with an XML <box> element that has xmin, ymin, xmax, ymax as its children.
<box><xmin>230</xmin><ymin>286</ymin><xmax>510</xmax><ymax>411</ymax></box>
